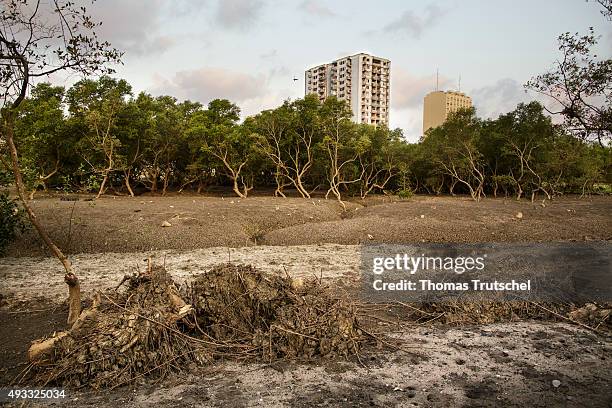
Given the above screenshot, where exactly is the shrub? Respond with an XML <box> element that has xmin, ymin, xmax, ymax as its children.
<box><xmin>0</xmin><ymin>192</ymin><xmax>26</xmax><ymax>255</ymax></box>
<box><xmin>397</xmin><ymin>189</ymin><xmax>413</xmax><ymax>199</ymax></box>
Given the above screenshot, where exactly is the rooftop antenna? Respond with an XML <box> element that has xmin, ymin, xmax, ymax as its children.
<box><xmin>458</xmin><ymin>75</ymin><xmax>461</xmax><ymax>92</ymax></box>
<box><xmin>436</xmin><ymin>69</ymin><xmax>439</xmax><ymax>91</ymax></box>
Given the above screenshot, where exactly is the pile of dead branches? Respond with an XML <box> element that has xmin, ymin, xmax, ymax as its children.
<box><xmin>358</xmin><ymin>298</ymin><xmax>611</xmax><ymax>333</ymax></box>
<box><xmin>25</xmin><ymin>267</ymin><xmax>211</xmax><ymax>388</ymax></box>
<box><xmin>187</xmin><ymin>264</ymin><xmax>361</xmax><ymax>360</ymax></box>
<box><xmin>25</xmin><ymin>264</ymin><xmax>363</xmax><ymax>389</ymax></box>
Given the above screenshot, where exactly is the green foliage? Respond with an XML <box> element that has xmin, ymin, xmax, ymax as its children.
<box><xmin>397</xmin><ymin>189</ymin><xmax>413</xmax><ymax>199</ymax></box>
<box><xmin>526</xmin><ymin>28</ymin><xmax>611</xmax><ymax>146</ymax></box>
<box><xmin>13</xmin><ymin>83</ymin><xmax>69</xmax><ymax>194</ymax></box>
<box><xmin>0</xmin><ymin>192</ymin><xmax>26</xmax><ymax>255</ymax></box>
<box><xmin>8</xmin><ymin>78</ymin><xmax>611</xmax><ymax>200</ymax></box>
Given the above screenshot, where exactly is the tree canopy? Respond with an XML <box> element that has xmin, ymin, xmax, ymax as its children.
<box><xmin>1</xmin><ymin>78</ymin><xmax>610</xmax><ymax>203</ymax></box>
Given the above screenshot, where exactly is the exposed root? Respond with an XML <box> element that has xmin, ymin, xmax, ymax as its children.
<box><xmin>27</xmin><ymin>263</ymin><xmax>364</xmax><ymax>389</ymax></box>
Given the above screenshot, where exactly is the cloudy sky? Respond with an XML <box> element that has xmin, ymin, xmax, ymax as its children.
<box><xmin>74</xmin><ymin>0</ymin><xmax>612</xmax><ymax>141</ymax></box>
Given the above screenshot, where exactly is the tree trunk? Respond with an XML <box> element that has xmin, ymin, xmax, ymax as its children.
<box><xmin>124</xmin><ymin>170</ymin><xmax>135</xmax><ymax>197</ymax></box>
<box><xmin>274</xmin><ymin>185</ymin><xmax>286</xmax><ymax>198</ymax></box>
<box><xmin>449</xmin><ymin>179</ymin><xmax>457</xmax><ymax>196</ymax></box>
<box><xmin>295</xmin><ymin>176</ymin><xmax>311</xmax><ymax>198</ymax></box>
<box><xmin>96</xmin><ymin>172</ymin><xmax>108</xmax><ymax>199</ymax></box>
<box><xmin>232</xmin><ymin>178</ymin><xmax>247</xmax><ymax>198</ymax></box>
<box><xmin>2</xmin><ymin>113</ymin><xmax>80</xmax><ymax>326</ymax></box>
<box><xmin>162</xmin><ymin>164</ymin><xmax>171</xmax><ymax>196</ymax></box>
<box><xmin>162</xmin><ymin>177</ymin><xmax>169</xmax><ymax>196</ymax></box>
<box><xmin>150</xmin><ymin>172</ymin><xmax>158</xmax><ymax>193</ymax></box>
<box><xmin>65</xmin><ymin>273</ymin><xmax>81</xmax><ymax>326</ymax></box>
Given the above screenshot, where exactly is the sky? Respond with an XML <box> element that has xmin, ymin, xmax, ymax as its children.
<box><xmin>57</xmin><ymin>0</ymin><xmax>612</xmax><ymax>142</ymax></box>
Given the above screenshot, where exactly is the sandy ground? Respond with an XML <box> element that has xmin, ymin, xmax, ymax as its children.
<box><xmin>67</xmin><ymin>322</ymin><xmax>608</xmax><ymax>408</ymax></box>
<box><xmin>1</xmin><ymin>195</ymin><xmax>611</xmax><ymax>407</ymax></box>
<box><xmin>1</xmin><ymin>244</ymin><xmax>611</xmax><ymax>407</ymax></box>
<box><xmin>6</xmin><ymin>195</ymin><xmax>612</xmax><ymax>257</ymax></box>
<box><xmin>1</xmin><ymin>318</ymin><xmax>610</xmax><ymax>407</ymax></box>
<box><xmin>0</xmin><ymin>244</ymin><xmax>360</xmax><ymax>305</ymax></box>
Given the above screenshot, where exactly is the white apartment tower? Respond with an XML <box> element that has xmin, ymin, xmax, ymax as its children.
<box><xmin>305</xmin><ymin>53</ymin><xmax>390</xmax><ymax>126</ymax></box>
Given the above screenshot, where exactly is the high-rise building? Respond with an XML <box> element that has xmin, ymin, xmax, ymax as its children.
<box><xmin>305</xmin><ymin>53</ymin><xmax>390</xmax><ymax>126</ymax></box>
<box><xmin>422</xmin><ymin>90</ymin><xmax>472</xmax><ymax>135</ymax></box>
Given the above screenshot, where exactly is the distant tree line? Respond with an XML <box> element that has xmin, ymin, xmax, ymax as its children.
<box><xmin>0</xmin><ymin>77</ymin><xmax>609</xmax><ymax>204</ymax></box>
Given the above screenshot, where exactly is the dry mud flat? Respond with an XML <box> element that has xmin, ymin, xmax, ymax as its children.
<box><xmin>1</xmin><ymin>245</ymin><xmax>611</xmax><ymax>407</ymax></box>
<box><xmin>74</xmin><ymin>323</ymin><xmax>610</xmax><ymax>408</ymax></box>
<box><xmin>2</xmin><ymin>319</ymin><xmax>610</xmax><ymax>408</ymax></box>
<box><xmin>1</xmin><ymin>195</ymin><xmax>611</xmax><ymax>406</ymax></box>
<box><xmin>6</xmin><ymin>195</ymin><xmax>612</xmax><ymax>257</ymax></box>
<box><xmin>0</xmin><ymin>244</ymin><xmax>360</xmax><ymax>305</ymax></box>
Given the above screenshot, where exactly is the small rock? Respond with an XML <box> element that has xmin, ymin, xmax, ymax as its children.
<box><xmin>420</xmin><ymin>214</ymin><xmax>425</xmax><ymax>218</ymax></box>
<box><xmin>515</xmin><ymin>212</ymin><xmax>523</xmax><ymax>219</ymax></box>
<box><xmin>230</xmin><ymin>200</ymin><xmax>235</xmax><ymax>204</ymax></box>
<box><xmin>552</xmin><ymin>380</ymin><xmax>561</xmax><ymax>388</ymax></box>
<box><xmin>161</xmin><ymin>221</ymin><xmax>172</xmax><ymax>227</ymax></box>
<box><xmin>367</xmin><ymin>234</ymin><xmax>374</xmax><ymax>240</ymax></box>
<box><xmin>455</xmin><ymin>358</ymin><xmax>466</xmax><ymax>365</ymax></box>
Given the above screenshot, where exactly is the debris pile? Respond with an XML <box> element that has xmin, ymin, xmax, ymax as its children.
<box><xmin>568</xmin><ymin>303</ymin><xmax>611</xmax><ymax>328</ymax></box>
<box><xmin>187</xmin><ymin>264</ymin><xmax>361</xmax><ymax>359</ymax></box>
<box><xmin>29</xmin><ymin>267</ymin><xmax>209</xmax><ymax>388</ymax></box>
<box><xmin>28</xmin><ymin>264</ymin><xmax>362</xmax><ymax>388</ymax></box>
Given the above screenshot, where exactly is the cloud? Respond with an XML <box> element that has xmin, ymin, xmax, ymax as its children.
<box><xmin>392</xmin><ymin>69</ymin><xmax>453</xmax><ymax>109</ymax></box>
<box><xmin>383</xmin><ymin>4</ymin><xmax>445</xmax><ymax>38</ymax></box>
<box><xmin>216</xmin><ymin>0</ymin><xmax>265</xmax><ymax>30</ymax></box>
<box><xmin>390</xmin><ymin>69</ymin><xmax>453</xmax><ymax>142</ymax></box>
<box><xmin>90</xmin><ymin>0</ymin><xmax>177</xmax><ymax>57</ymax></box>
<box><xmin>470</xmin><ymin>78</ymin><xmax>533</xmax><ymax>119</ymax></box>
<box><xmin>260</xmin><ymin>49</ymin><xmax>278</xmax><ymax>59</ymax></box>
<box><xmin>152</xmin><ymin>67</ymin><xmax>268</xmax><ymax>104</ymax></box>
<box><xmin>389</xmin><ymin>106</ymin><xmax>424</xmax><ymax>143</ymax></box>
<box><xmin>241</xmin><ymin>90</ymin><xmax>291</xmax><ymax>118</ymax></box>
<box><xmin>298</xmin><ymin>0</ymin><xmax>336</xmax><ymax>17</ymax></box>
<box><xmin>268</xmin><ymin>66</ymin><xmax>291</xmax><ymax>79</ymax></box>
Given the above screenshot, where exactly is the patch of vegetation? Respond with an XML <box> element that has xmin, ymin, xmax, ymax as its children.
<box><xmin>397</xmin><ymin>189</ymin><xmax>413</xmax><ymax>199</ymax></box>
<box><xmin>593</xmin><ymin>183</ymin><xmax>612</xmax><ymax>195</ymax></box>
<box><xmin>0</xmin><ymin>193</ymin><xmax>27</xmax><ymax>255</ymax></box>
<box><xmin>243</xmin><ymin>223</ymin><xmax>266</xmax><ymax>245</ymax></box>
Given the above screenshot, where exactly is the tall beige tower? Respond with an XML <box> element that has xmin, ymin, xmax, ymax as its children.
<box><xmin>422</xmin><ymin>90</ymin><xmax>472</xmax><ymax>135</ymax></box>
<box><xmin>305</xmin><ymin>53</ymin><xmax>390</xmax><ymax>126</ymax></box>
